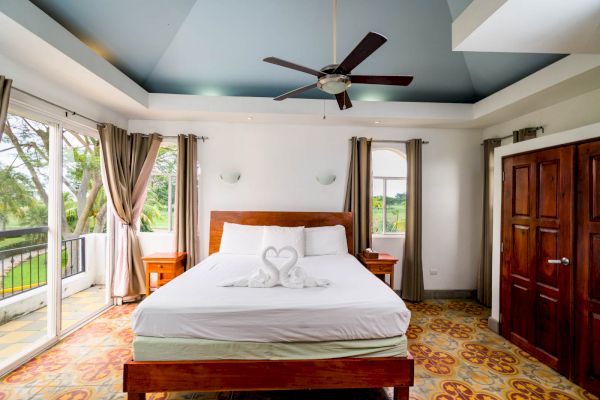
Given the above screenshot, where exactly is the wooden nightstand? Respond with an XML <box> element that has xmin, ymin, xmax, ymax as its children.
<box><xmin>142</xmin><ymin>252</ymin><xmax>186</xmax><ymax>296</ymax></box>
<box><xmin>357</xmin><ymin>252</ymin><xmax>398</xmax><ymax>289</ymax></box>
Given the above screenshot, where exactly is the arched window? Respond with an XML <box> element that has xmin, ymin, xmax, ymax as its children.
<box><xmin>372</xmin><ymin>148</ymin><xmax>407</xmax><ymax>234</ymax></box>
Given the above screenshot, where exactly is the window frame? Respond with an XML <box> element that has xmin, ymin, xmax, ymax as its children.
<box><xmin>371</xmin><ymin>147</ymin><xmax>407</xmax><ymax>237</ymax></box>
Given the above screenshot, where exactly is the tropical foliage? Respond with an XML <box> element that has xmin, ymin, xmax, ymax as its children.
<box><xmin>0</xmin><ymin>115</ymin><xmax>176</xmax><ymax>251</ymax></box>
<box><xmin>372</xmin><ymin>192</ymin><xmax>407</xmax><ymax>234</ymax></box>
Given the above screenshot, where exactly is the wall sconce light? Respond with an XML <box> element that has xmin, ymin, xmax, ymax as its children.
<box><xmin>220</xmin><ymin>172</ymin><xmax>241</xmax><ymax>184</ymax></box>
<box><xmin>316</xmin><ymin>174</ymin><xmax>336</xmax><ymax>185</ymax></box>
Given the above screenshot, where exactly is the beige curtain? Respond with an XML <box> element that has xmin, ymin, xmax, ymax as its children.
<box><xmin>344</xmin><ymin>137</ymin><xmax>372</xmax><ymax>255</ymax></box>
<box><xmin>174</xmin><ymin>134</ymin><xmax>200</xmax><ymax>268</ymax></box>
<box><xmin>401</xmin><ymin>139</ymin><xmax>424</xmax><ymax>302</ymax></box>
<box><xmin>478</xmin><ymin>138</ymin><xmax>501</xmax><ymax>306</ymax></box>
<box><xmin>0</xmin><ymin>76</ymin><xmax>12</xmax><ymax>142</ymax></box>
<box><xmin>98</xmin><ymin>124</ymin><xmax>162</xmax><ymax>298</ymax></box>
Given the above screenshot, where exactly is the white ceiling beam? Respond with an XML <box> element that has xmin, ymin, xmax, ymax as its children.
<box><xmin>453</xmin><ymin>0</ymin><xmax>600</xmax><ymax>54</ymax></box>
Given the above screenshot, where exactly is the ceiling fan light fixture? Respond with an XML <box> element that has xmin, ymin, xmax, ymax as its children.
<box><xmin>317</xmin><ymin>74</ymin><xmax>351</xmax><ymax>95</ymax></box>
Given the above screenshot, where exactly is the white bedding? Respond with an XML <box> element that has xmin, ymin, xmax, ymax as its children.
<box><xmin>132</xmin><ymin>253</ymin><xmax>411</xmax><ymax>342</ymax></box>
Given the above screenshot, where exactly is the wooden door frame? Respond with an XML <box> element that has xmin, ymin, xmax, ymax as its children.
<box><xmin>489</xmin><ymin>123</ymin><xmax>600</xmax><ymax>333</ymax></box>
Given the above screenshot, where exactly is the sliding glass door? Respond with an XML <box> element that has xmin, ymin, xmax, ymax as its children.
<box><xmin>0</xmin><ymin>105</ymin><xmax>112</xmax><ymax>374</ymax></box>
<box><xmin>0</xmin><ymin>113</ymin><xmax>51</xmax><ymax>367</ymax></box>
<box><xmin>60</xmin><ymin>128</ymin><xmax>110</xmax><ymax>333</ymax></box>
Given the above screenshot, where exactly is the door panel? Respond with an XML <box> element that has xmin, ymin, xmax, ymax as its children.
<box><xmin>501</xmin><ymin>145</ymin><xmax>574</xmax><ymax>376</ymax></box>
<box><xmin>576</xmin><ymin>141</ymin><xmax>600</xmax><ymax>396</ymax></box>
<box><xmin>538</xmin><ymin>161</ymin><xmax>559</xmax><ymax>218</ymax></box>
<box><xmin>536</xmin><ymin>293</ymin><xmax>558</xmax><ymax>356</ymax></box>
<box><xmin>511</xmin><ymin>225</ymin><xmax>530</xmax><ymax>277</ymax></box>
<box><xmin>513</xmin><ymin>166</ymin><xmax>531</xmax><ymax>216</ymax></box>
<box><xmin>537</xmin><ymin>228</ymin><xmax>559</xmax><ymax>287</ymax></box>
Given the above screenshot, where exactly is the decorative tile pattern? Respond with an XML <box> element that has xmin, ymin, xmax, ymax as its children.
<box><xmin>0</xmin><ymin>299</ymin><xmax>596</xmax><ymax>400</ymax></box>
<box><xmin>0</xmin><ymin>285</ymin><xmax>106</xmax><ymax>365</ymax></box>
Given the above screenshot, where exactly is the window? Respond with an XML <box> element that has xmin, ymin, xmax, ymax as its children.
<box><xmin>372</xmin><ymin>148</ymin><xmax>407</xmax><ymax>234</ymax></box>
<box><xmin>62</xmin><ymin>129</ymin><xmax>107</xmax><ymax>234</ymax></box>
<box><xmin>141</xmin><ymin>144</ymin><xmax>177</xmax><ymax>232</ymax></box>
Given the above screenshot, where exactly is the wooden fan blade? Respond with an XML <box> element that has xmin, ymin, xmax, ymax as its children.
<box><xmin>336</xmin><ymin>32</ymin><xmax>387</xmax><ymax>74</ymax></box>
<box><xmin>264</xmin><ymin>57</ymin><xmax>325</xmax><ymax>77</ymax></box>
<box><xmin>335</xmin><ymin>91</ymin><xmax>353</xmax><ymax>110</ymax></box>
<box><xmin>350</xmin><ymin>75</ymin><xmax>413</xmax><ymax>86</ymax></box>
<box><xmin>273</xmin><ymin>83</ymin><xmax>318</xmax><ymax>101</ymax></box>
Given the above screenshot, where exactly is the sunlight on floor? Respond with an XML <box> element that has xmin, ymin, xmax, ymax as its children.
<box><xmin>0</xmin><ymin>285</ymin><xmax>106</xmax><ymax>363</ymax></box>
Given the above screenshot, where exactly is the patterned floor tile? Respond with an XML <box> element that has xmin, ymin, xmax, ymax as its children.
<box><xmin>0</xmin><ymin>299</ymin><xmax>597</xmax><ymax>400</ymax></box>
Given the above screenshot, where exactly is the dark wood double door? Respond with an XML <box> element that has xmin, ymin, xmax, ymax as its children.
<box><xmin>501</xmin><ymin>140</ymin><xmax>600</xmax><ymax>395</ymax></box>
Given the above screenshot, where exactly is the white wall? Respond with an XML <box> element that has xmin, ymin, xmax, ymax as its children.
<box><xmin>129</xmin><ymin>120</ymin><xmax>483</xmax><ymax>291</ymax></box>
<box><xmin>482</xmin><ymin>87</ymin><xmax>600</xmax><ymax>141</ymax></box>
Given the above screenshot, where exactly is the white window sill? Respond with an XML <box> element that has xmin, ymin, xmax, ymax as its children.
<box><xmin>373</xmin><ymin>233</ymin><xmax>405</xmax><ymax>239</ymax></box>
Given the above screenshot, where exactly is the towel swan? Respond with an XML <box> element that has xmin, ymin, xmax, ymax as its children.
<box><xmin>220</xmin><ymin>247</ymin><xmax>280</xmax><ymax>287</ymax></box>
<box><xmin>219</xmin><ymin>246</ymin><xmax>331</xmax><ymax>288</ymax></box>
<box><xmin>273</xmin><ymin>246</ymin><xmax>331</xmax><ymax>288</ymax></box>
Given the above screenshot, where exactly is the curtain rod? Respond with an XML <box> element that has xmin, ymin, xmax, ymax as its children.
<box><xmin>349</xmin><ymin>138</ymin><xmax>429</xmax><ymax>144</ymax></box>
<box><xmin>480</xmin><ymin>126</ymin><xmax>544</xmax><ymax>145</ymax></box>
<box><xmin>12</xmin><ymin>87</ymin><xmax>104</xmax><ymax>126</ymax></box>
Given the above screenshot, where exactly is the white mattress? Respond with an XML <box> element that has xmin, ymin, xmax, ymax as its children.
<box><xmin>132</xmin><ymin>253</ymin><xmax>411</xmax><ymax>342</ymax></box>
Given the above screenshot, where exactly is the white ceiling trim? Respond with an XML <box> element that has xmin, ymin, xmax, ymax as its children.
<box><xmin>453</xmin><ymin>0</ymin><xmax>600</xmax><ymax>54</ymax></box>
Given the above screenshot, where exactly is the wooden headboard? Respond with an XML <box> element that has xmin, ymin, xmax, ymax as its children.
<box><xmin>209</xmin><ymin>211</ymin><xmax>353</xmax><ymax>255</ymax></box>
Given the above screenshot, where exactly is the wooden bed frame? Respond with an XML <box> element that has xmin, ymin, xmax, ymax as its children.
<box><xmin>124</xmin><ymin>211</ymin><xmax>414</xmax><ymax>399</ymax></box>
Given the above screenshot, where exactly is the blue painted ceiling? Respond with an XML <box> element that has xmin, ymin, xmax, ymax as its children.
<box><xmin>30</xmin><ymin>0</ymin><xmax>565</xmax><ymax>103</ymax></box>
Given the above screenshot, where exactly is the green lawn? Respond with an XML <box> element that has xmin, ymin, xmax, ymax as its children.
<box><xmin>0</xmin><ymin>236</ymin><xmax>30</xmax><ymax>251</ymax></box>
<box><xmin>373</xmin><ymin>204</ymin><xmax>406</xmax><ymax>234</ymax></box>
<box><xmin>2</xmin><ymin>251</ymin><xmax>71</xmax><ymax>291</ymax></box>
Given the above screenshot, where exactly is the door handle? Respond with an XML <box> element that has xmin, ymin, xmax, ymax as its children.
<box><xmin>547</xmin><ymin>257</ymin><xmax>570</xmax><ymax>266</ymax></box>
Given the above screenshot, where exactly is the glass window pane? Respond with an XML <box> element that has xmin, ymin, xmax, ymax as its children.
<box><xmin>142</xmin><ymin>174</ymin><xmax>169</xmax><ymax>232</ymax></box>
<box><xmin>142</xmin><ymin>144</ymin><xmax>177</xmax><ymax>232</ymax></box>
<box><xmin>170</xmin><ymin>175</ymin><xmax>176</xmax><ymax>231</ymax></box>
<box><xmin>372</xmin><ymin>148</ymin><xmax>407</xmax><ymax>177</ymax></box>
<box><xmin>0</xmin><ymin>113</ymin><xmax>50</xmax><ymax>356</ymax></box>
<box><xmin>62</xmin><ymin>130</ymin><xmax>107</xmax><ymax>234</ymax></box>
<box><xmin>385</xmin><ymin>179</ymin><xmax>406</xmax><ymax>233</ymax></box>
<box><xmin>61</xmin><ymin>128</ymin><xmax>109</xmax><ymax>333</ymax></box>
<box><xmin>372</xmin><ymin>178</ymin><xmax>384</xmax><ymax>234</ymax></box>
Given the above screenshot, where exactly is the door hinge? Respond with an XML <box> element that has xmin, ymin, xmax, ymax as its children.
<box><xmin>502</xmin><ymin>170</ymin><xmax>505</xmax><ymax>181</ymax></box>
<box><xmin>501</xmin><ymin>242</ymin><xmax>504</xmax><ymax>253</ymax></box>
<box><xmin>499</xmin><ymin>313</ymin><xmax>502</xmax><ymax>323</ymax></box>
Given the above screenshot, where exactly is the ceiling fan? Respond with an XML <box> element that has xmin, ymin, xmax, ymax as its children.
<box><xmin>263</xmin><ymin>0</ymin><xmax>413</xmax><ymax>110</ymax></box>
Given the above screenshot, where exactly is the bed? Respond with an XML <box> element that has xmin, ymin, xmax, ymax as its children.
<box><xmin>123</xmin><ymin>211</ymin><xmax>415</xmax><ymax>400</ymax></box>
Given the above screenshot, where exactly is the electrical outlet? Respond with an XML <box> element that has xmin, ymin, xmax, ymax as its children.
<box><xmin>430</xmin><ymin>268</ymin><xmax>438</xmax><ymax>276</ymax></box>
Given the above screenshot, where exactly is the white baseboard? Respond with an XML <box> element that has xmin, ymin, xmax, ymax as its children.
<box><xmin>488</xmin><ymin>316</ymin><xmax>499</xmax><ymax>333</ymax></box>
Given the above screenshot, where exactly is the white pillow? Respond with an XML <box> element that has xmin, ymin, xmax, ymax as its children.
<box><xmin>219</xmin><ymin>223</ymin><xmax>264</xmax><ymax>255</ymax></box>
<box><xmin>262</xmin><ymin>226</ymin><xmax>305</xmax><ymax>258</ymax></box>
<box><xmin>305</xmin><ymin>225</ymin><xmax>348</xmax><ymax>256</ymax></box>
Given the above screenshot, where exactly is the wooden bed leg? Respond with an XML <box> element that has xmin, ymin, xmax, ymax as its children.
<box><xmin>127</xmin><ymin>393</ymin><xmax>145</xmax><ymax>400</ymax></box>
<box><xmin>393</xmin><ymin>386</ymin><xmax>409</xmax><ymax>400</ymax></box>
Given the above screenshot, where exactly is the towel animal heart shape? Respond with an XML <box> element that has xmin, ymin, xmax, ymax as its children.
<box><xmin>261</xmin><ymin>246</ymin><xmax>298</xmax><ymax>276</ymax></box>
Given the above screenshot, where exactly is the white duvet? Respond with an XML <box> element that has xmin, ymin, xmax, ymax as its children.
<box><xmin>132</xmin><ymin>253</ymin><xmax>411</xmax><ymax>342</ymax></box>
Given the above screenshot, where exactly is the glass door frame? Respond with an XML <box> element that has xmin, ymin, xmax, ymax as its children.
<box><xmin>0</xmin><ymin>97</ymin><xmax>114</xmax><ymax>376</ymax></box>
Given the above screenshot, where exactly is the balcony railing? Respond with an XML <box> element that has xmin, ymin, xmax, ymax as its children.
<box><xmin>0</xmin><ymin>228</ymin><xmax>86</xmax><ymax>300</ymax></box>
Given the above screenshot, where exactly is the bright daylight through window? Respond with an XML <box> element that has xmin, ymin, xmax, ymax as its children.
<box><xmin>141</xmin><ymin>144</ymin><xmax>177</xmax><ymax>232</ymax></box>
<box><xmin>372</xmin><ymin>148</ymin><xmax>407</xmax><ymax>234</ymax></box>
